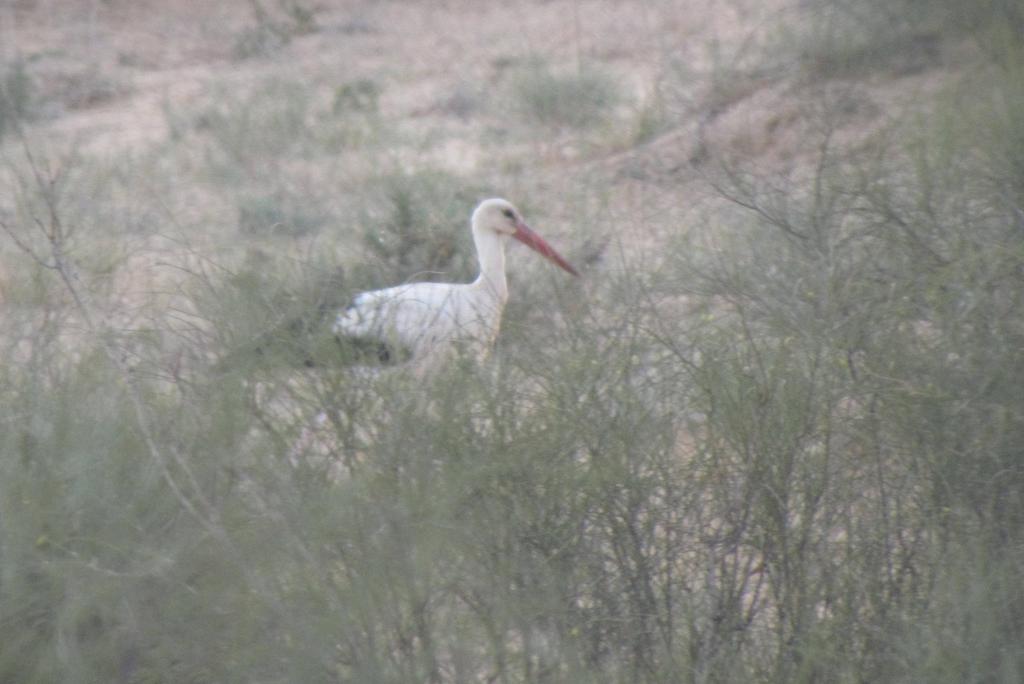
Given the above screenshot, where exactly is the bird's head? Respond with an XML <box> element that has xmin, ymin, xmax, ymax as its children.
<box><xmin>472</xmin><ymin>198</ymin><xmax>579</xmax><ymax>276</ymax></box>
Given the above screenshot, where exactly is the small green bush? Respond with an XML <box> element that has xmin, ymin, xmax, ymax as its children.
<box><xmin>237</xmin><ymin>189</ymin><xmax>330</xmax><ymax>237</ymax></box>
<box><xmin>0</xmin><ymin>59</ymin><xmax>32</xmax><ymax>138</ymax></box>
<box><xmin>179</xmin><ymin>77</ymin><xmax>382</xmax><ymax>183</ymax></box>
<box><xmin>349</xmin><ymin>169</ymin><xmax>490</xmax><ymax>287</ymax></box>
<box><xmin>232</xmin><ymin>0</ymin><xmax>318</xmax><ymax>60</ymax></box>
<box><xmin>793</xmin><ymin>0</ymin><xmax>946</xmax><ymax>78</ymax></box>
<box><xmin>332</xmin><ymin>78</ymin><xmax>380</xmax><ymax>114</ymax></box>
<box><xmin>509</xmin><ymin>60</ymin><xmax>620</xmax><ymax>129</ymax></box>
<box><xmin>792</xmin><ymin>0</ymin><xmax>1024</xmax><ymax>79</ymax></box>
<box><xmin>193</xmin><ymin>79</ymin><xmax>312</xmax><ymax>169</ymax></box>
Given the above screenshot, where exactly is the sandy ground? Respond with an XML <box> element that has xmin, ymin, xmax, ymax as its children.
<box><xmin>1</xmin><ymin>0</ymin><xmax>952</xmax><ymax>304</ymax></box>
<box><xmin>3</xmin><ymin>1</ymin><xmax>795</xmax><ymax>170</ymax></box>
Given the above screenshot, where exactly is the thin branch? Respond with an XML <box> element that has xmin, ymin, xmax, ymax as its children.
<box><xmin>0</xmin><ymin>216</ymin><xmax>56</xmax><ymax>268</ymax></box>
<box><xmin>6</xmin><ymin>138</ymin><xmax>223</xmax><ymax>539</ymax></box>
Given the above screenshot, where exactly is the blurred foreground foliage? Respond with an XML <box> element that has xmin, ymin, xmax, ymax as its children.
<box><xmin>3</xmin><ymin>2</ymin><xmax>1024</xmax><ymax>682</ymax></box>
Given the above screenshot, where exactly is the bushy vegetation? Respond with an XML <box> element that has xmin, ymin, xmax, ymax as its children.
<box><xmin>2</xmin><ymin>1</ymin><xmax>1024</xmax><ymax>682</ymax></box>
<box><xmin>790</xmin><ymin>0</ymin><xmax>1024</xmax><ymax>78</ymax></box>
<box><xmin>507</xmin><ymin>60</ymin><xmax>620</xmax><ymax>130</ymax></box>
<box><xmin>233</xmin><ymin>0</ymin><xmax>319</xmax><ymax>60</ymax></box>
<box><xmin>0</xmin><ymin>59</ymin><xmax>33</xmax><ymax>139</ymax></box>
<box><xmin>349</xmin><ymin>169</ymin><xmax>491</xmax><ymax>287</ymax></box>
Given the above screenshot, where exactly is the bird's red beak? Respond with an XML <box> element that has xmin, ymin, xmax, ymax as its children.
<box><xmin>512</xmin><ymin>220</ymin><xmax>580</xmax><ymax>277</ymax></box>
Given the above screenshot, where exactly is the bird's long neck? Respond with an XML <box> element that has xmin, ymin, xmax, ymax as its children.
<box><xmin>472</xmin><ymin>229</ymin><xmax>509</xmax><ymax>302</ymax></box>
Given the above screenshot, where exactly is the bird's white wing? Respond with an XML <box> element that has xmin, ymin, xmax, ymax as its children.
<box><xmin>334</xmin><ymin>283</ymin><xmax>464</xmax><ymax>356</ymax></box>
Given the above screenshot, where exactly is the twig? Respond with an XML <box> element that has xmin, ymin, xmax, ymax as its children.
<box><xmin>5</xmin><ymin>133</ymin><xmax>225</xmax><ymax>541</ymax></box>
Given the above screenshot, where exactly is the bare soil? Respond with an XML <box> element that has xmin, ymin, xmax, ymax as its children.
<box><xmin>2</xmin><ymin>0</ymin><xmax>953</xmax><ymax>290</ymax></box>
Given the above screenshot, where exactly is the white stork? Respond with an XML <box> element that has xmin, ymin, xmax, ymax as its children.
<box><xmin>333</xmin><ymin>198</ymin><xmax>578</xmax><ymax>370</ymax></box>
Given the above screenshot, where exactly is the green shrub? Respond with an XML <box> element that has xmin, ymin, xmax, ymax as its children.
<box><xmin>792</xmin><ymin>0</ymin><xmax>947</xmax><ymax>78</ymax></box>
<box><xmin>508</xmin><ymin>60</ymin><xmax>620</xmax><ymax>129</ymax></box>
<box><xmin>687</xmin><ymin>55</ymin><xmax>1024</xmax><ymax>675</ymax></box>
<box><xmin>348</xmin><ymin>169</ymin><xmax>491</xmax><ymax>288</ymax></box>
<box><xmin>193</xmin><ymin>79</ymin><xmax>313</xmax><ymax>170</ymax></box>
<box><xmin>237</xmin><ymin>189</ymin><xmax>330</xmax><ymax>237</ymax></box>
<box><xmin>178</xmin><ymin>77</ymin><xmax>381</xmax><ymax>183</ymax></box>
<box><xmin>332</xmin><ymin>78</ymin><xmax>380</xmax><ymax>115</ymax></box>
<box><xmin>791</xmin><ymin>0</ymin><xmax>1024</xmax><ymax>79</ymax></box>
<box><xmin>0</xmin><ymin>59</ymin><xmax>32</xmax><ymax>138</ymax></box>
<box><xmin>233</xmin><ymin>0</ymin><xmax>318</xmax><ymax>60</ymax></box>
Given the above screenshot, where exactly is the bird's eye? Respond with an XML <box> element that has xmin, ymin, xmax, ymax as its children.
<box><xmin>502</xmin><ymin>208</ymin><xmax>515</xmax><ymax>219</ymax></box>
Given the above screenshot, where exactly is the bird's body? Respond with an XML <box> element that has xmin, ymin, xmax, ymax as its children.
<box><xmin>334</xmin><ymin>198</ymin><xmax>577</xmax><ymax>371</ymax></box>
<box><xmin>336</xmin><ymin>278</ymin><xmax>506</xmax><ymax>366</ymax></box>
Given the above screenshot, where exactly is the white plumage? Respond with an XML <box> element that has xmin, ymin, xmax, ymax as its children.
<box><xmin>334</xmin><ymin>198</ymin><xmax>578</xmax><ymax>370</ymax></box>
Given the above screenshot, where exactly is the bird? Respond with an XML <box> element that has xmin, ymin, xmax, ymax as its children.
<box><xmin>333</xmin><ymin>198</ymin><xmax>578</xmax><ymax>371</ymax></box>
